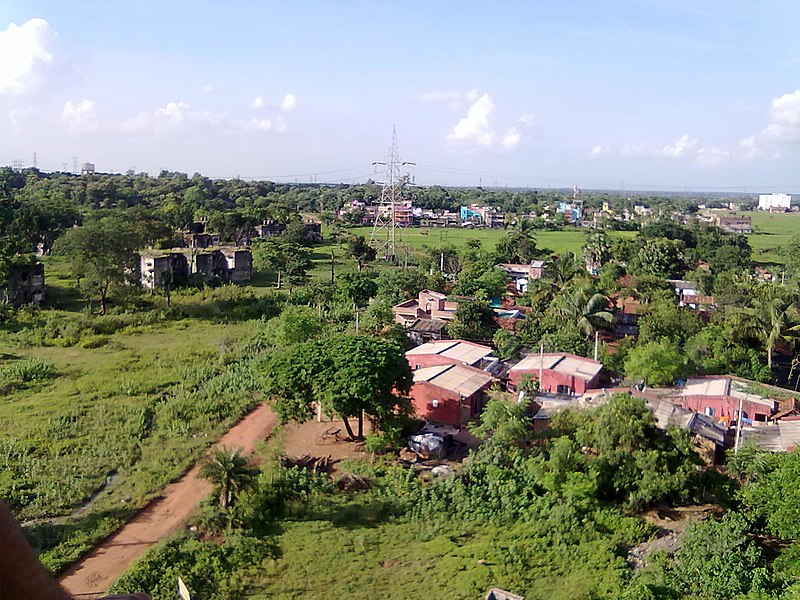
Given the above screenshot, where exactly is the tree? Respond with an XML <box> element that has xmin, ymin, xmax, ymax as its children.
<box><xmin>494</xmin><ymin>229</ymin><xmax>543</xmax><ymax>264</ymax></box>
<box><xmin>53</xmin><ymin>214</ymin><xmax>142</xmax><ymax>314</ymax></box>
<box><xmin>336</xmin><ymin>271</ymin><xmax>377</xmax><ymax>308</ymax></box>
<box><xmin>199</xmin><ymin>446</ymin><xmax>258</xmax><ymax>510</ymax></box>
<box><xmin>446</xmin><ymin>299</ymin><xmax>496</xmax><ymax>342</ymax></box>
<box><xmin>624</xmin><ymin>340</ymin><xmax>686</xmax><ymax>386</ymax></box>
<box><xmin>637</xmin><ymin>299</ymin><xmax>703</xmax><ymax>346</ymax></box>
<box><xmin>629</xmin><ymin>237</ymin><xmax>686</xmax><ymax>279</ymax></box>
<box><xmin>582</xmin><ymin>231</ymin><xmax>611</xmax><ymax>273</ymax></box>
<box><xmin>549</xmin><ymin>280</ymin><xmax>614</xmax><ymax>339</ymax></box>
<box><xmin>730</xmin><ymin>283</ymin><xmax>800</xmax><ymax>369</ymax></box>
<box><xmin>346</xmin><ymin>235</ymin><xmax>376</xmax><ymax>272</ymax></box>
<box><xmin>493</xmin><ymin>328</ymin><xmax>521</xmax><ymax>360</ymax></box>
<box><xmin>784</xmin><ymin>234</ymin><xmax>800</xmax><ymax>279</ymax></box>
<box><xmin>266</xmin><ymin>334</ymin><xmax>412</xmax><ymax>439</ymax></box>
<box><xmin>251</xmin><ymin>238</ymin><xmax>312</xmax><ymax>289</ymax></box>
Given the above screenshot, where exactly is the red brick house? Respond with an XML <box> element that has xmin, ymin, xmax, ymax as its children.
<box><xmin>392</xmin><ymin>290</ymin><xmax>459</xmax><ymax>326</ymax></box>
<box><xmin>405</xmin><ymin>339</ymin><xmax>498</xmax><ymax>371</ymax></box>
<box><xmin>507</xmin><ymin>352</ymin><xmax>603</xmax><ymax>396</ymax></box>
<box><xmin>681</xmin><ymin>377</ymin><xmax>777</xmax><ymax>424</ymax></box>
<box><xmin>410</xmin><ymin>363</ymin><xmax>496</xmax><ymax>426</ymax></box>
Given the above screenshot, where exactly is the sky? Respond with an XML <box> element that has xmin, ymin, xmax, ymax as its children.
<box><xmin>1</xmin><ymin>1</ymin><xmax>799</xmax><ymax>192</ymax></box>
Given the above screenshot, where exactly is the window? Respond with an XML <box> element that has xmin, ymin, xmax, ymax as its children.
<box><xmin>431</xmin><ymin>399</ymin><xmax>439</xmax><ymax>408</ymax></box>
<box><xmin>704</xmin><ymin>407</ymin><xmax>715</xmax><ymax>417</ymax></box>
<box><xmin>556</xmin><ymin>385</ymin><xmax>572</xmax><ymax>395</ymax></box>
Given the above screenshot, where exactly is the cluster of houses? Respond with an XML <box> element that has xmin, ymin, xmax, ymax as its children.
<box><xmin>401</xmin><ymin>335</ymin><xmax>800</xmax><ymax>462</ymax></box>
<box><xmin>139</xmin><ymin>219</ymin><xmax>321</xmax><ymax>289</ymax></box>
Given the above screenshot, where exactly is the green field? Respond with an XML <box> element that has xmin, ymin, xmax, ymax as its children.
<box><xmin>345</xmin><ymin>226</ymin><xmax>637</xmax><ymax>256</ymax></box>
<box><xmin>737</xmin><ymin>211</ymin><xmax>800</xmax><ymax>265</ymax></box>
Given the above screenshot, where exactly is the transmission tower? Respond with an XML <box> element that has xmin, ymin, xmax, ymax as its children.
<box><xmin>370</xmin><ymin>127</ymin><xmax>413</xmax><ymax>261</ymax></box>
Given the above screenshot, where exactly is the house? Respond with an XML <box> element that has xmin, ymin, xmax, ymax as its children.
<box><xmin>220</xmin><ymin>247</ymin><xmax>253</xmax><ymax>282</ymax></box>
<box><xmin>507</xmin><ymin>353</ymin><xmax>603</xmax><ymax>396</ymax></box>
<box><xmin>3</xmin><ymin>262</ymin><xmax>45</xmax><ymax>306</ymax></box>
<box><xmin>405</xmin><ymin>318</ymin><xmax>449</xmax><ymax>344</ymax></box>
<box><xmin>741</xmin><ymin>420</ymin><xmax>800</xmax><ymax>452</ymax></box>
<box><xmin>409</xmin><ymin>363</ymin><xmax>495</xmax><ymax>426</ymax></box>
<box><xmin>611</xmin><ymin>294</ymin><xmax>644</xmax><ymax>337</ymax></box>
<box><xmin>681</xmin><ymin>377</ymin><xmax>777</xmax><ymax>424</ymax></box>
<box><xmin>497</xmin><ymin>260</ymin><xmax>546</xmax><ymax>293</ymax></box>
<box><xmin>716</xmin><ymin>215</ymin><xmax>752</xmax><ymax>234</ymax></box>
<box><xmin>193</xmin><ymin>249</ymin><xmax>231</xmax><ymax>282</ymax></box>
<box><xmin>139</xmin><ymin>251</ymin><xmax>190</xmax><ymax>289</ymax></box>
<box><xmin>184</xmin><ymin>231</ymin><xmax>221</xmax><ymax>249</ymax></box>
<box><xmin>647</xmin><ymin>397</ymin><xmax>726</xmax><ymax>465</ymax></box>
<box><xmin>405</xmin><ymin>339</ymin><xmax>499</xmax><ymax>372</ymax></box>
<box><xmin>253</xmin><ymin>221</ymin><xmax>286</xmax><ymax>238</ymax></box>
<box><xmin>392</xmin><ymin>290</ymin><xmax>459</xmax><ymax>326</ymax></box>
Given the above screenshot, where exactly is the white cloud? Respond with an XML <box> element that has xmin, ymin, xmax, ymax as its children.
<box><xmin>447</xmin><ymin>93</ymin><xmax>524</xmax><ymax>151</ymax></box>
<box><xmin>465</xmin><ymin>88</ymin><xmax>480</xmax><ymax>102</ymax></box>
<box><xmin>696</xmin><ymin>146</ymin><xmax>730</xmax><ymax>167</ymax></box>
<box><xmin>117</xmin><ymin>101</ymin><xmax>226</xmax><ymax>135</ymax></box>
<box><xmin>502</xmin><ymin>127</ymin><xmax>520</xmax><ymax>150</ymax></box>
<box><xmin>9</xmin><ymin>106</ymin><xmax>37</xmax><ymax>130</ymax></box>
<box><xmin>518</xmin><ymin>113</ymin><xmax>537</xmax><ymax>126</ymax></box>
<box><xmin>280</xmin><ymin>93</ymin><xmax>296</xmax><ymax>111</ymax></box>
<box><xmin>658</xmin><ymin>133</ymin><xmax>697</xmax><ymax>158</ymax></box>
<box><xmin>62</xmin><ymin>99</ymin><xmax>98</xmax><ymax>132</ymax></box>
<box><xmin>201</xmin><ymin>84</ymin><xmax>215</xmax><ymax>93</ymax></box>
<box><xmin>741</xmin><ymin>90</ymin><xmax>800</xmax><ymax>159</ymax></box>
<box><xmin>244</xmin><ymin>117</ymin><xmax>273</xmax><ymax>131</ymax></box>
<box><xmin>249</xmin><ymin>95</ymin><xmax>265</xmax><ymax>109</ymax></box>
<box><xmin>589</xmin><ymin>144</ymin><xmax>607</xmax><ymax>157</ymax></box>
<box><xmin>447</xmin><ymin>93</ymin><xmax>497</xmax><ymax>147</ymax></box>
<box><xmin>0</xmin><ymin>18</ymin><xmax>59</xmax><ymax>96</ymax></box>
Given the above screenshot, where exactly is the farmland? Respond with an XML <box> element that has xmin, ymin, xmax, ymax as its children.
<box><xmin>738</xmin><ymin>211</ymin><xmax>800</xmax><ymax>265</ymax></box>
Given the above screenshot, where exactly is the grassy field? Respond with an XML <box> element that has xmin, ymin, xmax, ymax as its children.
<box><xmin>2</xmin><ymin>257</ymin><xmax>272</xmax><ymax>572</ymax></box>
<box><xmin>736</xmin><ymin>211</ymin><xmax>800</xmax><ymax>265</ymax></box>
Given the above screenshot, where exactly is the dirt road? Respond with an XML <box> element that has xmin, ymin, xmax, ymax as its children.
<box><xmin>59</xmin><ymin>403</ymin><xmax>278</xmax><ymax>598</ymax></box>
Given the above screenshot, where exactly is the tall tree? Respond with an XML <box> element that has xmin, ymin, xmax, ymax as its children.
<box><xmin>549</xmin><ymin>280</ymin><xmax>614</xmax><ymax>339</ymax></box>
<box><xmin>347</xmin><ymin>235</ymin><xmax>376</xmax><ymax>272</ymax></box>
<box><xmin>252</xmin><ymin>238</ymin><xmax>311</xmax><ymax>289</ymax></box>
<box><xmin>581</xmin><ymin>231</ymin><xmax>612</xmax><ymax>273</ymax></box>
<box><xmin>266</xmin><ymin>334</ymin><xmax>412</xmax><ymax>439</ymax></box>
<box><xmin>446</xmin><ymin>299</ymin><xmax>497</xmax><ymax>342</ymax></box>
<box><xmin>53</xmin><ymin>214</ymin><xmax>142</xmax><ymax>314</ymax></box>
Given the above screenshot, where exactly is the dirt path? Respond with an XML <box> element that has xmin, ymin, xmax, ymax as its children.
<box><xmin>59</xmin><ymin>403</ymin><xmax>278</xmax><ymax>598</ymax></box>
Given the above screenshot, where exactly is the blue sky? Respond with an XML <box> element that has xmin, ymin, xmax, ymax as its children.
<box><xmin>1</xmin><ymin>1</ymin><xmax>799</xmax><ymax>191</ymax></box>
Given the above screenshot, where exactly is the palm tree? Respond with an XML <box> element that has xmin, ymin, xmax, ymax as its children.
<box><xmin>549</xmin><ymin>280</ymin><xmax>615</xmax><ymax>339</ymax></box>
<box><xmin>544</xmin><ymin>252</ymin><xmax>586</xmax><ymax>289</ymax></box>
<box><xmin>200</xmin><ymin>446</ymin><xmax>258</xmax><ymax>510</ymax></box>
<box><xmin>731</xmin><ymin>284</ymin><xmax>800</xmax><ymax>370</ymax></box>
<box><xmin>582</xmin><ymin>231</ymin><xmax>611</xmax><ymax>274</ymax></box>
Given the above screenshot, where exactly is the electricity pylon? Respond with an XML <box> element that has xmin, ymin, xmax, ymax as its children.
<box><xmin>370</xmin><ymin>127</ymin><xmax>413</xmax><ymax>261</ymax></box>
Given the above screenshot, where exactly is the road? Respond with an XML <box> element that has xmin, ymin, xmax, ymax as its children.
<box><xmin>59</xmin><ymin>403</ymin><xmax>278</xmax><ymax>598</ymax></box>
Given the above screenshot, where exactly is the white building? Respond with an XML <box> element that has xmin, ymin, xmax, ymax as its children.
<box><xmin>758</xmin><ymin>193</ymin><xmax>792</xmax><ymax>211</ymax></box>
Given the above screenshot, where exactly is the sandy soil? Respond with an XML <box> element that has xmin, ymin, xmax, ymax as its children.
<box><xmin>282</xmin><ymin>415</ymin><xmax>372</xmax><ymax>465</ymax></box>
<box><xmin>59</xmin><ymin>403</ymin><xmax>278</xmax><ymax>598</ymax></box>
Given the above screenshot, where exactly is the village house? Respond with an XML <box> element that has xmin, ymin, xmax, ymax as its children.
<box><xmin>647</xmin><ymin>397</ymin><xmax>727</xmax><ymax>465</ymax></box>
<box><xmin>409</xmin><ymin>363</ymin><xmax>496</xmax><ymax>426</ymax></box>
<box><xmin>405</xmin><ymin>339</ymin><xmax>500</xmax><ymax>373</ymax></box>
<box><xmin>497</xmin><ymin>261</ymin><xmax>546</xmax><ymax>294</ymax></box>
<box><xmin>139</xmin><ymin>251</ymin><xmax>190</xmax><ymax>289</ymax></box>
<box><xmin>680</xmin><ymin>377</ymin><xmax>778</xmax><ymax>424</ymax></box>
<box><xmin>715</xmin><ymin>214</ymin><xmax>753</xmax><ymax>235</ymax></box>
<box><xmin>392</xmin><ymin>290</ymin><xmax>459</xmax><ymax>326</ymax></box>
<box><xmin>507</xmin><ymin>352</ymin><xmax>604</xmax><ymax>396</ymax></box>
<box><xmin>139</xmin><ymin>247</ymin><xmax>252</xmax><ymax>288</ymax></box>
<box><xmin>3</xmin><ymin>262</ymin><xmax>45</xmax><ymax>306</ymax></box>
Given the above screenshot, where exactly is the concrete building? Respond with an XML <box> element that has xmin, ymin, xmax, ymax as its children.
<box><xmin>392</xmin><ymin>290</ymin><xmax>459</xmax><ymax>326</ymax></box>
<box><xmin>220</xmin><ymin>247</ymin><xmax>253</xmax><ymax>282</ymax></box>
<box><xmin>139</xmin><ymin>252</ymin><xmax>190</xmax><ymax>289</ymax></box>
<box><xmin>716</xmin><ymin>215</ymin><xmax>753</xmax><ymax>234</ymax></box>
<box><xmin>497</xmin><ymin>261</ymin><xmax>546</xmax><ymax>293</ymax></box>
<box><xmin>3</xmin><ymin>262</ymin><xmax>45</xmax><ymax>306</ymax></box>
<box><xmin>409</xmin><ymin>363</ymin><xmax>496</xmax><ymax>426</ymax></box>
<box><xmin>507</xmin><ymin>353</ymin><xmax>604</xmax><ymax>396</ymax></box>
<box><xmin>758</xmin><ymin>193</ymin><xmax>792</xmax><ymax>211</ymax></box>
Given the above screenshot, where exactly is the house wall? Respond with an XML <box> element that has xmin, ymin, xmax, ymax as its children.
<box><xmin>409</xmin><ymin>382</ymin><xmax>478</xmax><ymax>426</ymax></box>
<box><xmin>682</xmin><ymin>395</ymin><xmax>773</xmax><ymax>422</ymax></box>
<box><xmin>508</xmin><ymin>369</ymin><xmax>601</xmax><ymax>395</ymax></box>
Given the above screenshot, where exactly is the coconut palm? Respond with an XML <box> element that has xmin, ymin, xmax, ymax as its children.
<box><xmin>731</xmin><ymin>284</ymin><xmax>800</xmax><ymax>370</ymax></box>
<box><xmin>549</xmin><ymin>280</ymin><xmax>615</xmax><ymax>339</ymax></box>
<box><xmin>582</xmin><ymin>231</ymin><xmax>611</xmax><ymax>274</ymax></box>
<box><xmin>200</xmin><ymin>446</ymin><xmax>258</xmax><ymax>510</ymax></box>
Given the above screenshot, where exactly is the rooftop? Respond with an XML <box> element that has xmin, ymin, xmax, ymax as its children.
<box><xmin>413</xmin><ymin>363</ymin><xmax>495</xmax><ymax>397</ymax></box>
<box><xmin>510</xmin><ymin>353</ymin><xmax>603</xmax><ymax>381</ymax></box>
<box><xmin>683</xmin><ymin>377</ymin><xmax>775</xmax><ymax>408</ymax></box>
<box><xmin>406</xmin><ymin>339</ymin><xmax>494</xmax><ymax>366</ymax></box>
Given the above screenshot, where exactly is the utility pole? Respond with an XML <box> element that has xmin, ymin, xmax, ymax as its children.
<box><xmin>593</xmin><ymin>331</ymin><xmax>599</xmax><ymax>362</ymax></box>
<box><xmin>370</xmin><ymin>126</ymin><xmax>414</xmax><ymax>262</ymax></box>
<box><xmin>330</xmin><ymin>248</ymin><xmax>335</xmax><ymax>284</ymax></box>
<box><xmin>734</xmin><ymin>394</ymin><xmax>744</xmax><ymax>453</ymax></box>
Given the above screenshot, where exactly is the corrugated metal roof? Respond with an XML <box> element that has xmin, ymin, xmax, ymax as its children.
<box><xmin>414</xmin><ymin>364</ymin><xmax>494</xmax><ymax>397</ymax></box>
<box><xmin>510</xmin><ymin>353</ymin><xmax>603</xmax><ymax>381</ymax></box>
<box><xmin>406</xmin><ymin>340</ymin><xmax>494</xmax><ymax>366</ymax></box>
<box><xmin>683</xmin><ymin>377</ymin><xmax>775</xmax><ymax>408</ymax></box>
